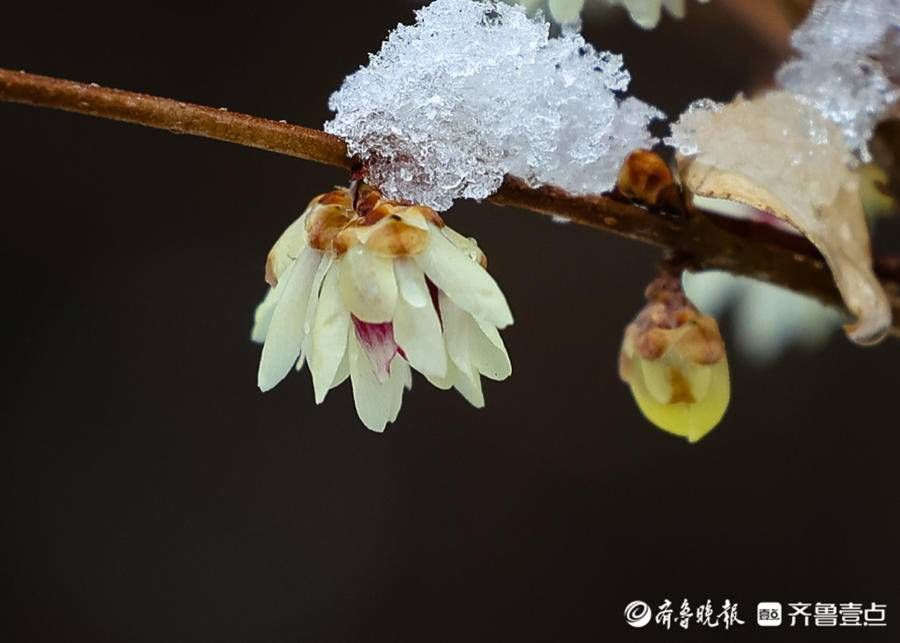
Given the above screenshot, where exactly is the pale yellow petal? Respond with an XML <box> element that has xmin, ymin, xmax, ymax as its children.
<box><xmin>295</xmin><ymin>337</ymin><xmax>308</xmax><ymax>372</ymax></box>
<box><xmin>416</xmin><ymin>222</ymin><xmax>513</xmax><ymax>328</ymax></box>
<box><xmin>451</xmin><ymin>363</ymin><xmax>485</xmax><ymax>409</ymax></box>
<box><xmin>332</xmin><ymin>347</ymin><xmax>350</xmax><ymax>389</ymax></box>
<box><xmin>439</xmin><ymin>292</ymin><xmax>474</xmax><ymax>380</ymax></box>
<box><xmin>684</xmin><ymin>361</ymin><xmax>712</xmax><ymax>402</ymax></box>
<box><xmin>394</xmin><ymin>287</ymin><xmax>447</xmax><ymax>378</ymax></box>
<box><xmin>310</xmin><ymin>265</ymin><xmax>351</xmax><ymax>404</ymax></box>
<box><xmin>257</xmin><ymin>249</ymin><xmax>323</xmax><ymax>392</ymax></box>
<box><xmin>441</xmin><ymin>226</ymin><xmax>485</xmax><ymax>265</ymax></box>
<box><xmin>469</xmin><ymin>318</ymin><xmax>511</xmax><ymax>381</ymax></box>
<box><xmin>348</xmin><ymin>331</ymin><xmax>391</xmax><ymax>432</ymax></box>
<box><xmin>427</xmin><ymin>360</ymin><xmax>482</xmax><ymax>406</ymax></box>
<box><xmin>628</xmin><ymin>357</ymin><xmax>730</xmax><ymax>443</ymax></box>
<box><xmin>662</xmin><ymin>0</ymin><xmax>686</xmax><ymax>19</ymax></box>
<box><xmin>251</xmin><ymin>282</ymin><xmax>284</xmax><ymax>344</ymax></box>
<box><xmin>425</xmin><ymin>370</ymin><xmax>454</xmax><ymax>391</ymax></box>
<box><xmin>549</xmin><ymin>0</ymin><xmax>585</xmax><ymax>23</ymax></box>
<box><xmin>616</xmin><ymin>0</ymin><xmax>664</xmax><ymax>28</ymax></box>
<box><xmin>639</xmin><ymin>357</ymin><xmax>672</xmax><ymax>405</ymax></box>
<box><xmin>387</xmin><ymin>358</ymin><xmax>411</xmax><ymax>423</ymax></box>
<box><xmin>339</xmin><ymin>245</ymin><xmax>398</xmax><ymax>323</ymax></box>
<box><xmin>394</xmin><ymin>257</ymin><xmax>431</xmax><ymax>308</ymax></box>
<box><xmin>266</xmin><ymin>212</ymin><xmax>308</xmax><ymax>285</ymax></box>
<box><xmin>304</xmin><ymin>255</ymin><xmax>333</xmax><ymax>335</ymax></box>
<box><xmin>396</xmin><ymin>207</ymin><xmax>429</xmax><ymax>231</ymax></box>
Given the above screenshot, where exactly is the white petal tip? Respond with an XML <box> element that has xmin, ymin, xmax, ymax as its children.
<box><xmin>485</xmin><ymin>303</ymin><xmax>514</xmax><ymax>329</ymax></box>
<box><xmin>257</xmin><ymin>365</ymin><xmax>288</xmax><ymax>393</ymax></box>
<box><xmin>427</xmin><ymin>365</ymin><xmax>449</xmax><ymax>380</ymax></box>
<box><xmin>257</xmin><ymin>365</ymin><xmax>289</xmax><ymax>393</ymax></box>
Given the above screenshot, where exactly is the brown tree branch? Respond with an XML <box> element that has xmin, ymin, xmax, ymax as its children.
<box><xmin>0</xmin><ymin>68</ymin><xmax>352</xmax><ymax>169</ymax></box>
<box><xmin>2</xmin><ymin>68</ymin><xmax>899</xmax><ymax>335</ymax></box>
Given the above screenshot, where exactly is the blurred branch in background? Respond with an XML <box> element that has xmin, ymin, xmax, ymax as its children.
<box><xmin>712</xmin><ymin>0</ymin><xmax>799</xmax><ymax>55</ymax></box>
<box><xmin>1</xmin><ymin>67</ymin><xmax>899</xmax><ymax>335</ymax></box>
<box><xmin>873</xmin><ymin>119</ymin><xmax>900</xmax><ymax>204</ymax></box>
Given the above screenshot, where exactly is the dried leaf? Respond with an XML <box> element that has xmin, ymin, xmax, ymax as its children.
<box><xmin>672</xmin><ymin>92</ymin><xmax>892</xmax><ymax>345</ymax></box>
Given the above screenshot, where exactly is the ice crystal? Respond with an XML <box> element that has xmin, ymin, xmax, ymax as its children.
<box><xmin>325</xmin><ymin>0</ymin><xmax>661</xmax><ymax>211</ymax></box>
<box><xmin>775</xmin><ymin>0</ymin><xmax>900</xmax><ymax>160</ymax></box>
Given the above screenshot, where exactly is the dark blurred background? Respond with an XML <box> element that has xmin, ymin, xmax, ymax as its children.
<box><xmin>2</xmin><ymin>2</ymin><xmax>898</xmax><ymax>641</ymax></box>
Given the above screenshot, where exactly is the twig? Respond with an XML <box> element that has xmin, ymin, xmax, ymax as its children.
<box><xmin>490</xmin><ymin>177</ymin><xmax>900</xmax><ymax>323</ymax></box>
<box><xmin>0</xmin><ymin>68</ymin><xmax>351</xmax><ymax>169</ymax></box>
<box><xmin>2</xmin><ymin>68</ymin><xmax>899</xmax><ymax>335</ymax></box>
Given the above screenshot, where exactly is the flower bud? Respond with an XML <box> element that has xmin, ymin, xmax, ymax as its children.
<box><xmin>619</xmin><ymin>273</ymin><xmax>730</xmax><ymax>442</ymax></box>
<box><xmin>616</xmin><ymin>149</ymin><xmax>674</xmax><ymax>206</ymax></box>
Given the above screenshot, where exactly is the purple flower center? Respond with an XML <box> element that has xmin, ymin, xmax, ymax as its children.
<box><xmin>351</xmin><ymin>277</ymin><xmax>443</xmax><ymax>383</ymax></box>
<box><xmin>352</xmin><ymin>317</ymin><xmax>401</xmax><ymax>383</ymax></box>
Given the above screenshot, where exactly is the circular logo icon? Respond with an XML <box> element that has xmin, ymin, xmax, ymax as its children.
<box><xmin>624</xmin><ymin>600</ymin><xmax>652</xmax><ymax>628</ymax></box>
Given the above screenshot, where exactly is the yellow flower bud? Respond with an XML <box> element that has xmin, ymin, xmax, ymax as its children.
<box><xmin>619</xmin><ymin>274</ymin><xmax>730</xmax><ymax>442</ymax></box>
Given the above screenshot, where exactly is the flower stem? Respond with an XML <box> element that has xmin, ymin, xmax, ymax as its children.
<box><xmin>2</xmin><ymin>68</ymin><xmax>898</xmax><ymax>336</ymax></box>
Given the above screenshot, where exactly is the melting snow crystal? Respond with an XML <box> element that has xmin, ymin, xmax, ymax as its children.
<box><xmin>775</xmin><ymin>0</ymin><xmax>900</xmax><ymax>160</ymax></box>
<box><xmin>325</xmin><ymin>0</ymin><xmax>662</xmax><ymax>211</ymax></box>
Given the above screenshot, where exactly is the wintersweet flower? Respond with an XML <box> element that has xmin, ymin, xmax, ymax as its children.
<box><xmin>619</xmin><ymin>273</ymin><xmax>730</xmax><ymax>443</ymax></box>
<box><xmin>607</xmin><ymin>0</ymin><xmax>708</xmax><ymax>29</ymax></box>
<box><xmin>517</xmin><ymin>0</ymin><xmax>709</xmax><ymax>29</ymax></box>
<box><xmin>251</xmin><ymin>184</ymin><xmax>513</xmax><ymax>431</ymax></box>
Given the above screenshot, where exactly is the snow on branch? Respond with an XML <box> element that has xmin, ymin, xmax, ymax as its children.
<box><xmin>2</xmin><ymin>67</ymin><xmax>898</xmax><ymax>336</ymax></box>
<box><xmin>326</xmin><ymin>0</ymin><xmax>661</xmax><ymax>211</ymax></box>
